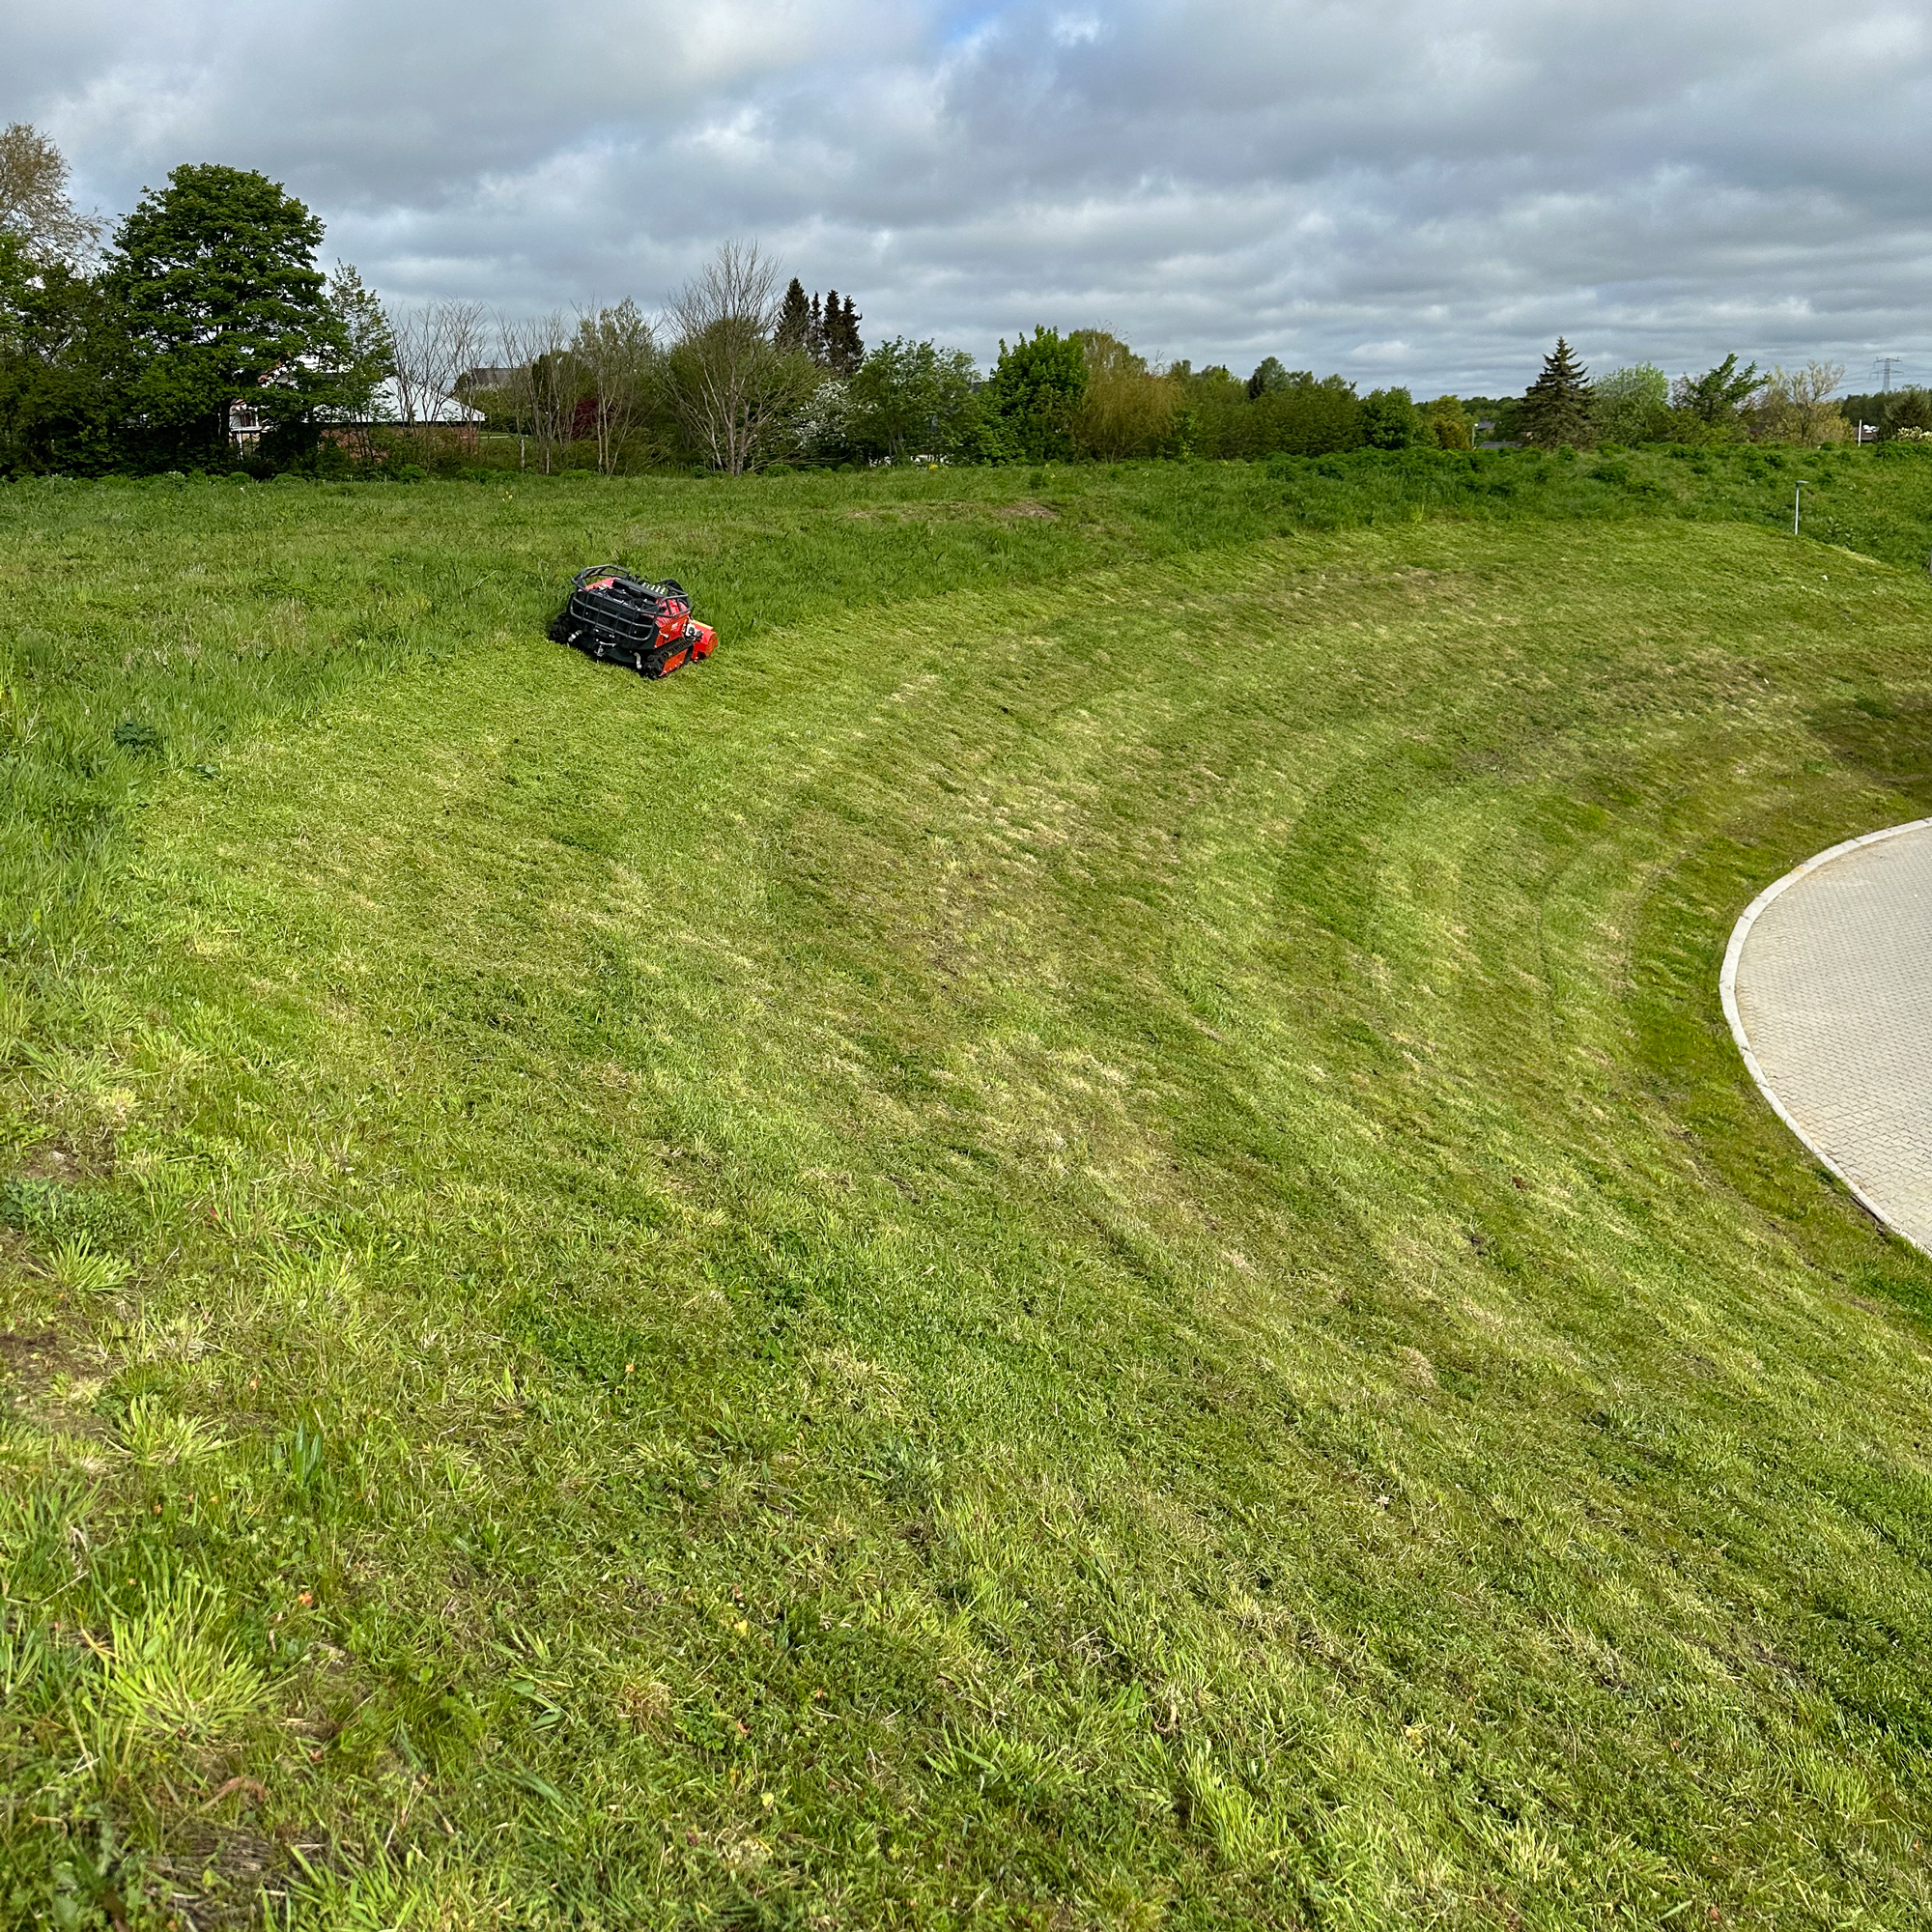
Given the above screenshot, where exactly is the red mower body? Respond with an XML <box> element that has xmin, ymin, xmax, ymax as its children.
<box><xmin>549</xmin><ymin>567</ymin><xmax>718</xmax><ymax>678</ymax></box>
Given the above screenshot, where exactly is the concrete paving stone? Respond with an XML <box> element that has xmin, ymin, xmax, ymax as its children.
<box><xmin>1727</xmin><ymin>820</ymin><xmax>1932</xmax><ymax>1253</ymax></box>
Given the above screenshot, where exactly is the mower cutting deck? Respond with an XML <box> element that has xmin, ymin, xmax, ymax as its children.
<box><xmin>549</xmin><ymin>566</ymin><xmax>718</xmax><ymax>678</ymax></box>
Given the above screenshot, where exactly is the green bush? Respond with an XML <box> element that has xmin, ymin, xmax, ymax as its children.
<box><xmin>983</xmin><ymin>327</ymin><xmax>1089</xmax><ymax>463</ymax></box>
<box><xmin>1359</xmin><ymin>386</ymin><xmax>1421</xmax><ymax>450</ymax></box>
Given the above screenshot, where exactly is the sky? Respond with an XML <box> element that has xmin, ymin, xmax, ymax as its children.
<box><xmin>7</xmin><ymin>0</ymin><xmax>1929</xmax><ymax>395</ymax></box>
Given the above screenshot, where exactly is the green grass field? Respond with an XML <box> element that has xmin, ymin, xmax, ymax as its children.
<box><xmin>4</xmin><ymin>456</ymin><xmax>1932</xmax><ymax>1928</ymax></box>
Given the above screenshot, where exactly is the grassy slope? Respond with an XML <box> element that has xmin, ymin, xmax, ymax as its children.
<box><xmin>3</xmin><ymin>469</ymin><xmax>1932</xmax><ymax>1927</ymax></box>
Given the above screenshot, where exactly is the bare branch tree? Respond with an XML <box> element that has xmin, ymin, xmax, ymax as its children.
<box><xmin>1749</xmin><ymin>361</ymin><xmax>1850</xmax><ymax>446</ymax></box>
<box><xmin>385</xmin><ymin>308</ymin><xmax>434</xmax><ymax>432</ymax></box>
<box><xmin>386</xmin><ymin>298</ymin><xmax>487</xmax><ymax>458</ymax></box>
<box><xmin>572</xmin><ymin>300</ymin><xmax>654</xmax><ymax>475</ymax></box>
<box><xmin>490</xmin><ymin>312</ymin><xmax>579</xmax><ymax>473</ymax></box>
<box><xmin>526</xmin><ymin>311</ymin><xmax>578</xmax><ymax>473</ymax></box>
<box><xmin>0</xmin><ymin>124</ymin><xmax>101</xmax><ymax>265</ymax></box>
<box><xmin>659</xmin><ymin>242</ymin><xmax>818</xmax><ymax>474</ymax></box>
<box><xmin>489</xmin><ymin>312</ymin><xmax>535</xmax><ymax>469</ymax></box>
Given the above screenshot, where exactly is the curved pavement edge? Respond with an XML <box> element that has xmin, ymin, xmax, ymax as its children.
<box><xmin>1719</xmin><ymin>815</ymin><xmax>1932</xmax><ymax>1258</ymax></box>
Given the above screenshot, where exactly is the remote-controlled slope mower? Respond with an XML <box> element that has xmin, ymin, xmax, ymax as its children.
<box><xmin>549</xmin><ymin>566</ymin><xmax>717</xmax><ymax>678</ymax></box>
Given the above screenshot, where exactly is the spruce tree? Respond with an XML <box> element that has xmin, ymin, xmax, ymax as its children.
<box><xmin>775</xmin><ymin>276</ymin><xmax>810</xmax><ymax>354</ymax></box>
<box><xmin>1520</xmin><ymin>337</ymin><xmax>1594</xmax><ymax>448</ymax></box>
<box><xmin>837</xmin><ymin>295</ymin><xmax>864</xmax><ymax>376</ymax></box>
<box><xmin>819</xmin><ymin>291</ymin><xmax>839</xmax><ymax>370</ymax></box>
<box><xmin>807</xmin><ymin>293</ymin><xmax>825</xmax><ymax>366</ymax></box>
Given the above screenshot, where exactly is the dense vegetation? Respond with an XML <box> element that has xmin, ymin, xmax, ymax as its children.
<box><xmin>2</xmin><ymin>449</ymin><xmax>1932</xmax><ymax>1926</ymax></box>
<box><xmin>3</xmin><ymin>128</ymin><xmax>1923</xmax><ymax>482</ymax></box>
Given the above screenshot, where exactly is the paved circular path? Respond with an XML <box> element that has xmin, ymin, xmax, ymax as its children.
<box><xmin>1722</xmin><ymin>817</ymin><xmax>1932</xmax><ymax>1255</ymax></box>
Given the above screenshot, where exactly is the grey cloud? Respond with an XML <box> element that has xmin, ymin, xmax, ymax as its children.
<box><xmin>5</xmin><ymin>0</ymin><xmax>1926</xmax><ymax>392</ymax></box>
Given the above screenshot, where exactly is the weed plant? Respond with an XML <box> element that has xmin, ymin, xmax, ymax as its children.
<box><xmin>1</xmin><ymin>459</ymin><xmax>1932</xmax><ymax>1924</ymax></box>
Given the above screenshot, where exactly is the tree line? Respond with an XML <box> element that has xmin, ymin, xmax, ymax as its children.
<box><xmin>2</xmin><ymin>128</ymin><xmax>1922</xmax><ymax>481</ymax></box>
<box><xmin>1506</xmin><ymin>338</ymin><xmax>1931</xmax><ymax>449</ymax></box>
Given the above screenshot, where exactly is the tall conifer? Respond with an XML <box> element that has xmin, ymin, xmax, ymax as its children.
<box><xmin>836</xmin><ymin>295</ymin><xmax>864</xmax><ymax>376</ymax></box>
<box><xmin>1520</xmin><ymin>337</ymin><xmax>1594</xmax><ymax>447</ymax></box>
<box><xmin>775</xmin><ymin>276</ymin><xmax>810</xmax><ymax>353</ymax></box>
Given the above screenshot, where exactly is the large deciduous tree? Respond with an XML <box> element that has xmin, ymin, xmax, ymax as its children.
<box><xmin>1168</xmin><ymin>362</ymin><xmax>1249</xmax><ymax>457</ymax></box>
<box><xmin>659</xmin><ymin>242</ymin><xmax>818</xmax><ymax>474</ymax></box>
<box><xmin>1422</xmin><ymin>394</ymin><xmax>1473</xmax><ymax>450</ymax></box>
<box><xmin>1069</xmin><ymin>330</ymin><xmax>1177</xmax><ymax>460</ymax></box>
<box><xmin>985</xmin><ymin>327</ymin><xmax>1089</xmax><ymax>462</ymax></box>
<box><xmin>0</xmin><ymin>128</ymin><xmax>120</xmax><ymax>473</ymax></box>
<box><xmin>0</xmin><ymin>124</ymin><xmax>100</xmax><ymax>266</ymax></box>
<box><xmin>1520</xmin><ymin>338</ymin><xmax>1595</xmax><ymax>448</ymax></box>
<box><xmin>573</xmin><ymin>298</ymin><xmax>655</xmax><ymax>474</ymax></box>
<box><xmin>1592</xmin><ymin>363</ymin><xmax>1669</xmax><ymax>443</ymax></box>
<box><xmin>0</xmin><ymin>233</ymin><xmax>129</xmax><ymax>473</ymax></box>
<box><xmin>1245</xmin><ymin>372</ymin><xmax>1361</xmax><ymax>458</ymax></box>
<box><xmin>1747</xmin><ymin>362</ymin><xmax>1850</xmax><ymax>446</ymax></box>
<box><xmin>265</xmin><ymin>261</ymin><xmax>394</xmax><ymax>468</ymax></box>
<box><xmin>1246</xmin><ymin>355</ymin><xmax>1290</xmax><ymax>400</ymax></box>
<box><xmin>845</xmin><ymin>337</ymin><xmax>979</xmax><ymax>462</ymax></box>
<box><xmin>1358</xmin><ymin>385</ymin><xmax>1421</xmax><ymax>450</ymax></box>
<box><xmin>108</xmin><ymin>163</ymin><xmax>349</xmax><ymax>466</ymax></box>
